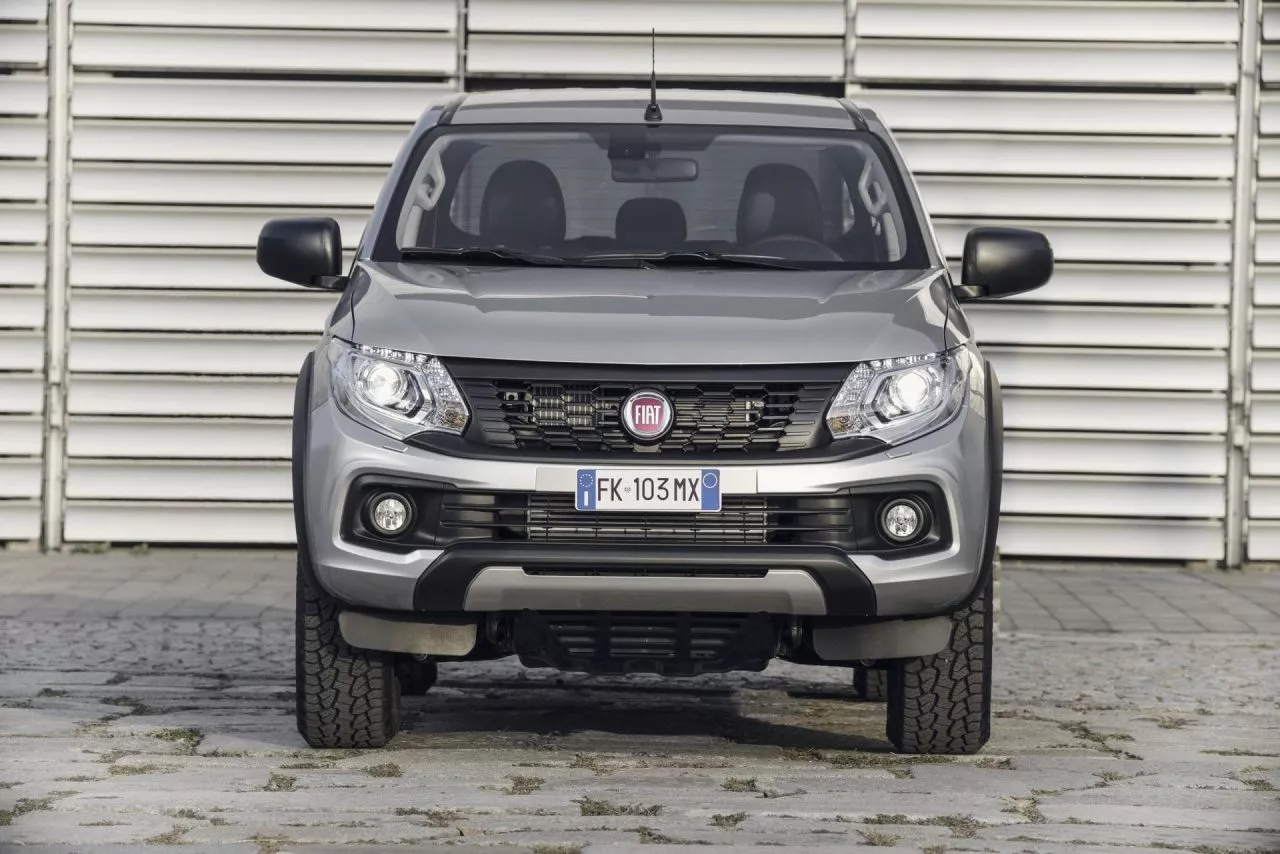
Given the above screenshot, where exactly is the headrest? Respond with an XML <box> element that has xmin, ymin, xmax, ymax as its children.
<box><xmin>615</xmin><ymin>197</ymin><xmax>688</xmax><ymax>248</ymax></box>
<box><xmin>479</xmin><ymin>160</ymin><xmax>566</xmax><ymax>249</ymax></box>
<box><xmin>736</xmin><ymin>163</ymin><xmax>824</xmax><ymax>245</ymax></box>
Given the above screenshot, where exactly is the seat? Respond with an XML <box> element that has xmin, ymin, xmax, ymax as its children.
<box><xmin>735</xmin><ymin>163</ymin><xmax>825</xmax><ymax>246</ymax></box>
<box><xmin>479</xmin><ymin>160</ymin><xmax>566</xmax><ymax>250</ymax></box>
<box><xmin>614</xmin><ymin>197</ymin><xmax>687</xmax><ymax>250</ymax></box>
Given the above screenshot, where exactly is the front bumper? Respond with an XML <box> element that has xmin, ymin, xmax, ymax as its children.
<box><xmin>302</xmin><ymin>368</ymin><xmax>993</xmax><ymax>619</ymax></box>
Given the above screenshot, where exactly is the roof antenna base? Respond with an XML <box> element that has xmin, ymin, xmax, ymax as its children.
<box><xmin>645</xmin><ymin>28</ymin><xmax>663</xmax><ymax>123</ymax></box>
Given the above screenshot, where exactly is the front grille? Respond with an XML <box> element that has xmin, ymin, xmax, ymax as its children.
<box><xmin>438</xmin><ymin>492</ymin><xmax>858</xmax><ymax>547</ymax></box>
<box><xmin>449</xmin><ymin>367</ymin><xmax>843</xmax><ymax>455</ymax></box>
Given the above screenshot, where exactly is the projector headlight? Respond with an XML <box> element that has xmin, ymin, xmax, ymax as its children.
<box><xmin>328</xmin><ymin>338</ymin><xmax>469</xmax><ymax>439</ymax></box>
<box><xmin>826</xmin><ymin>347</ymin><xmax>970</xmax><ymax>445</ymax></box>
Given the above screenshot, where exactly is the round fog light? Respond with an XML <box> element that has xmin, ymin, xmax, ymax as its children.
<box><xmin>880</xmin><ymin>498</ymin><xmax>925</xmax><ymax>544</ymax></box>
<box><xmin>368</xmin><ymin>493</ymin><xmax>412</xmax><ymax>536</ymax></box>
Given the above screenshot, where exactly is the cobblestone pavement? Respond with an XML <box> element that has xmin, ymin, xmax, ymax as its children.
<box><xmin>1</xmin><ymin>552</ymin><xmax>1277</xmax><ymax>854</ymax></box>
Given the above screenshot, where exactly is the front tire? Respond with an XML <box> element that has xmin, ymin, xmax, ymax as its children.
<box><xmin>885</xmin><ymin>571</ymin><xmax>993</xmax><ymax>755</ymax></box>
<box><xmin>295</xmin><ymin>560</ymin><xmax>400</xmax><ymax>748</ymax></box>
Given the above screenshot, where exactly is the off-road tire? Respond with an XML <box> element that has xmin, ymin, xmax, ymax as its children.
<box><xmin>395</xmin><ymin>658</ymin><xmax>438</xmax><ymax>696</ymax></box>
<box><xmin>885</xmin><ymin>572</ymin><xmax>993</xmax><ymax>755</ymax></box>
<box><xmin>296</xmin><ymin>561</ymin><xmax>400</xmax><ymax>748</ymax></box>
<box><xmin>853</xmin><ymin>666</ymin><xmax>887</xmax><ymax>702</ymax></box>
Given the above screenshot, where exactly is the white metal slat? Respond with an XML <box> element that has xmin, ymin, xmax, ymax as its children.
<box><xmin>467</xmin><ymin>34</ymin><xmax>845</xmax><ymax>79</ymax></box>
<box><xmin>918</xmin><ymin>176</ymin><xmax>1232</xmax><ymax>222</ymax></box>
<box><xmin>0</xmin><ymin>501</ymin><xmax>39</xmax><ymax>541</ymax></box>
<box><xmin>0</xmin><ymin>75</ymin><xmax>48</xmax><ymax>116</ymax></box>
<box><xmin>998</xmin><ymin>516</ymin><xmax>1223</xmax><ymax>561</ymax></box>
<box><xmin>67</xmin><ymin>460</ymin><xmax>289</xmax><ymax>501</ymax></box>
<box><xmin>72</xmin><ymin>26</ymin><xmax>458</xmax><ymax>76</ymax></box>
<box><xmin>0</xmin><ymin>161</ymin><xmax>49</xmax><ymax>202</ymax></box>
<box><xmin>470</xmin><ymin>0</ymin><xmax>845</xmax><ymax>35</ymax></box>
<box><xmin>0</xmin><ymin>375</ymin><xmax>43</xmax><ymax>415</ymax></box>
<box><xmin>986</xmin><ymin>347</ymin><xmax>1226</xmax><ymax>392</ymax></box>
<box><xmin>1004</xmin><ymin>432</ymin><xmax>1226</xmax><ymax>477</ymax></box>
<box><xmin>998</xmin><ymin>266</ymin><xmax>1229</xmax><ymax>307</ymax></box>
<box><xmin>70</xmin><ymin>291</ymin><xmax>334</xmax><ymax>333</ymax></box>
<box><xmin>967</xmin><ymin>305</ymin><xmax>1227</xmax><ymax>349</ymax></box>
<box><xmin>934</xmin><ymin>220</ymin><xmax>1231</xmax><ymax>264</ymax></box>
<box><xmin>69</xmin><ymin>334</ymin><xmax>313</xmax><ymax>375</ymax></box>
<box><xmin>1252</xmin><ymin>437</ymin><xmax>1280</xmax><ymax>474</ymax></box>
<box><xmin>71</xmin><ymin>0</ymin><xmax>457</xmax><ymax>31</ymax></box>
<box><xmin>0</xmin><ymin>204</ymin><xmax>49</xmax><ymax>245</ymax></box>
<box><xmin>1004</xmin><ymin>390</ymin><xmax>1226</xmax><ymax>434</ymax></box>
<box><xmin>72</xmin><ymin>121</ymin><xmax>407</xmax><ymax>165</ymax></box>
<box><xmin>854</xmin><ymin>41</ymin><xmax>1237</xmax><ymax>87</ymax></box>
<box><xmin>0</xmin><ymin>416</ymin><xmax>43</xmax><ymax>455</ymax></box>
<box><xmin>1246</xmin><ymin>520</ymin><xmax>1280</xmax><ymax>559</ymax></box>
<box><xmin>857</xmin><ymin>1</ymin><xmax>1239</xmax><ymax>43</ymax></box>
<box><xmin>0</xmin><ymin>119</ymin><xmax>48</xmax><ymax>159</ymax></box>
<box><xmin>70</xmin><ymin>207</ymin><xmax>367</xmax><ymax>249</ymax></box>
<box><xmin>856</xmin><ymin>90</ymin><xmax>1236</xmax><ymax>136</ymax></box>
<box><xmin>71</xmin><ymin>249</ymin><xmax>284</xmax><ymax>290</ymax></box>
<box><xmin>2</xmin><ymin>0</ymin><xmax>47</xmax><ymax>22</ymax></box>
<box><xmin>0</xmin><ymin>291</ymin><xmax>47</xmax><ymax>330</ymax></box>
<box><xmin>0</xmin><ymin>24</ymin><xmax>47</xmax><ymax>68</ymax></box>
<box><xmin>69</xmin><ymin>376</ymin><xmax>293</xmax><ymax>417</ymax></box>
<box><xmin>64</xmin><ymin>502</ymin><xmax>294</xmax><ymax>543</ymax></box>
<box><xmin>71</xmin><ymin>163</ymin><xmax>385</xmax><ymax>208</ymax></box>
<box><xmin>1002</xmin><ymin>474</ymin><xmax>1224</xmax><ymax>519</ymax></box>
<box><xmin>0</xmin><ymin>458</ymin><xmax>41</xmax><ymax>499</ymax></box>
<box><xmin>72</xmin><ymin>77</ymin><xmax>453</xmax><ymax>122</ymax></box>
<box><xmin>0</xmin><ymin>247</ymin><xmax>46</xmax><ymax>286</ymax></box>
<box><xmin>897</xmin><ymin>134</ymin><xmax>1235</xmax><ymax>179</ymax></box>
<box><xmin>68</xmin><ymin>417</ymin><xmax>291</xmax><ymax>459</ymax></box>
<box><xmin>0</xmin><ymin>332</ymin><xmax>46</xmax><ymax>371</ymax></box>
<box><xmin>1252</xmin><ymin>355</ymin><xmax>1280</xmax><ymax>390</ymax></box>
<box><xmin>1244</xmin><ymin>479</ymin><xmax>1280</xmax><ymax>517</ymax></box>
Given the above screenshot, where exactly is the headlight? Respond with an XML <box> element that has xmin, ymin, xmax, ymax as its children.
<box><xmin>826</xmin><ymin>347</ymin><xmax>969</xmax><ymax>445</ymax></box>
<box><xmin>328</xmin><ymin>338</ymin><xmax>469</xmax><ymax>439</ymax></box>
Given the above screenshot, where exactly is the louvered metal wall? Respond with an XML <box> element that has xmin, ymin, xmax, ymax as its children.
<box><xmin>3</xmin><ymin>0</ymin><xmax>1271</xmax><ymax>564</ymax></box>
<box><xmin>0</xmin><ymin>1</ymin><xmax>48</xmax><ymax>542</ymax></box>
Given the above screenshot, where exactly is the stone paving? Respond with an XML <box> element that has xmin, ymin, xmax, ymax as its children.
<box><xmin>0</xmin><ymin>551</ymin><xmax>1278</xmax><ymax>853</ymax></box>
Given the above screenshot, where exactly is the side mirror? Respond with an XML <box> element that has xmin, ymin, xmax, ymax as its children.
<box><xmin>954</xmin><ymin>227</ymin><xmax>1053</xmax><ymax>301</ymax></box>
<box><xmin>257</xmin><ymin>217</ymin><xmax>346</xmax><ymax>289</ymax></box>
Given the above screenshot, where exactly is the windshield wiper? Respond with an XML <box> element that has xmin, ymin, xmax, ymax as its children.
<box><xmin>401</xmin><ymin>247</ymin><xmax>571</xmax><ymax>266</ymax></box>
<box><xmin>580</xmin><ymin>251</ymin><xmax>807</xmax><ymax>271</ymax></box>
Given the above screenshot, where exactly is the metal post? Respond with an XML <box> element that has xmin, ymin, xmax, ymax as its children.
<box><xmin>1226</xmin><ymin>0</ymin><xmax>1263</xmax><ymax>568</ymax></box>
<box><xmin>41</xmin><ymin>0</ymin><xmax>72</xmax><ymax>551</ymax></box>
<box><xmin>455</xmin><ymin>0</ymin><xmax>468</xmax><ymax>92</ymax></box>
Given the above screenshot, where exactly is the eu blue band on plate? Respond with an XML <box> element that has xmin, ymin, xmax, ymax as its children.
<box><xmin>700</xmin><ymin>469</ymin><xmax>720</xmax><ymax>512</ymax></box>
<box><xmin>577</xmin><ymin>469</ymin><xmax>596</xmax><ymax>511</ymax></box>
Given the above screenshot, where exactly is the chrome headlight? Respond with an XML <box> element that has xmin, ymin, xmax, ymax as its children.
<box><xmin>826</xmin><ymin>347</ymin><xmax>970</xmax><ymax>445</ymax></box>
<box><xmin>328</xmin><ymin>338</ymin><xmax>469</xmax><ymax>439</ymax></box>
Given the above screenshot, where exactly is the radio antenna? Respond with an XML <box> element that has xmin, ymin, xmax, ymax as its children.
<box><xmin>644</xmin><ymin>28</ymin><xmax>663</xmax><ymax>123</ymax></box>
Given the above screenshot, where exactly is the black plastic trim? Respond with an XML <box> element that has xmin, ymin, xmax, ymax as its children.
<box><xmin>411</xmin><ymin>543</ymin><xmax>877</xmax><ymax>617</ymax></box>
<box><xmin>291</xmin><ymin>352</ymin><xmax>323</xmax><ymax>590</ymax></box>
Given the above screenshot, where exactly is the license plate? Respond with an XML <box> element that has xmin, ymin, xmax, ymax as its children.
<box><xmin>576</xmin><ymin>469</ymin><xmax>721</xmax><ymax>512</ymax></box>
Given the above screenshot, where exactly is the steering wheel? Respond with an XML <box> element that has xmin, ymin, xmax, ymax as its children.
<box><xmin>743</xmin><ymin>234</ymin><xmax>843</xmax><ymax>262</ymax></box>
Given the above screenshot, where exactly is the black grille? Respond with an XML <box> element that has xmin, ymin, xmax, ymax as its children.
<box><xmin>513</xmin><ymin>611</ymin><xmax>778</xmax><ymax>675</ymax></box>
<box><xmin>438</xmin><ymin>492</ymin><xmax>858</xmax><ymax>547</ymax></box>
<box><xmin>450</xmin><ymin>369</ymin><xmax>842</xmax><ymax>455</ymax></box>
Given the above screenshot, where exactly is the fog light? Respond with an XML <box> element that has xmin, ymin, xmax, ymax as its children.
<box><xmin>368</xmin><ymin>492</ymin><xmax>411</xmax><ymax>536</ymax></box>
<box><xmin>880</xmin><ymin>498</ymin><xmax>925</xmax><ymax>544</ymax></box>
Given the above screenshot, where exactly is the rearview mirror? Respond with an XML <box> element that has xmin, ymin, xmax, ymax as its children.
<box><xmin>257</xmin><ymin>217</ymin><xmax>346</xmax><ymax>289</ymax></box>
<box><xmin>611</xmin><ymin>157</ymin><xmax>699</xmax><ymax>183</ymax></box>
<box><xmin>955</xmin><ymin>227</ymin><xmax>1053</xmax><ymax>301</ymax></box>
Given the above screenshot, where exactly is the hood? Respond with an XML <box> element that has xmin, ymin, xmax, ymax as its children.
<box><xmin>337</xmin><ymin>261</ymin><xmax>951</xmax><ymax>366</ymax></box>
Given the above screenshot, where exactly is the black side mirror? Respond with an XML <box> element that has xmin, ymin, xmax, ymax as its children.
<box><xmin>954</xmin><ymin>227</ymin><xmax>1053</xmax><ymax>301</ymax></box>
<box><xmin>257</xmin><ymin>217</ymin><xmax>346</xmax><ymax>289</ymax></box>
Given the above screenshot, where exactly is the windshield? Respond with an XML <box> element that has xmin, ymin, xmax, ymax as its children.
<box><xmin>381</xmin><ymin>125</ymin><xmax>925</xmax><ymax>270</ymax></box>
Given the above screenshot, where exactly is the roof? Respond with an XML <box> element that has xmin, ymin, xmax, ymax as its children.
<box><xmin>447</xmin><ymin>88</ymin><xmax>870</xmax><ymax>130</ymax></box>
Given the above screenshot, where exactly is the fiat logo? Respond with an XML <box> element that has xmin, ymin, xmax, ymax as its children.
<box><xmin>621</xmin><ymin>389</ymin><xmax>673</xmax><ymax>442</ymax></box>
